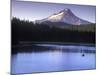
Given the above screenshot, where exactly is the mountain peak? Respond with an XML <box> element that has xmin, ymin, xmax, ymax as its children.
<box><xmin>36</xmin><ymin>8</ymin><xmax>91</xmax><ymax>25</ymax></box>
<box><xmin>59</xmin><ymin>8</ymin><xmax>71</xmax><ymax>13</ymax></box>
<box><xmin>62</xmin><ymin>8</ymin><xmax>70</xmax><ymax>12</ymax></box>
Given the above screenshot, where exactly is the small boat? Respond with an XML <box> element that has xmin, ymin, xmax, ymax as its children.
<box><xmin>82</xmin><ymin>53</ymin><xmax>85</xmax><ymax>56</ymax></box>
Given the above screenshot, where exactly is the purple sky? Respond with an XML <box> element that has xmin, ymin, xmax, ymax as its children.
<box><xmin>12</xmin><ymin>0</ymin><xmax>96</xmax><ymax>23</ymax></box>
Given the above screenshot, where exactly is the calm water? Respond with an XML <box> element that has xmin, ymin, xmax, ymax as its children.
<box><xmin>11</xmin><ymin>44</ymin><xmax>96</xmax><ymax>74</ymax></box>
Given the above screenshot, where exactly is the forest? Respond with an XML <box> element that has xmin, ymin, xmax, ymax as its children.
<box><xmin>11</xmin><ymin>17</ymin><xmax>95</xmax><ymax>45</ymax></box>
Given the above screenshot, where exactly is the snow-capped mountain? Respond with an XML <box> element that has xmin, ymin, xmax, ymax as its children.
<box><xmin>35</xmin><ymin>8</ymin><xmax>91</xmax><ymax>25</ymax></box>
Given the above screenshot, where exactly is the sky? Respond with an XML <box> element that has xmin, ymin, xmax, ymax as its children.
<box><xmin>12</xmin><ymin>0</ymin><xmax>96</xmax><ymax>23</ymax></box>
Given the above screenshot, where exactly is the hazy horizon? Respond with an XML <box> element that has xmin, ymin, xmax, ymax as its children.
<box><xmin>12</xmin><ymin>0</ymin><xmax>96</xmax><ymax>23</ymax></box>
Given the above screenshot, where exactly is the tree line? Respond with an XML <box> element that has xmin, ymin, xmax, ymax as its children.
<box><xmin>11</xmin><ymin>17</ymin><xmax>95</xmax><ymax>45</ymax></box>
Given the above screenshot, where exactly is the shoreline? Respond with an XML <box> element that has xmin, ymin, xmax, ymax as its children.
<box><xmin>12</xmin><ymin>41</ymin><xmax>95</xmax><ymax>48</ymax></box>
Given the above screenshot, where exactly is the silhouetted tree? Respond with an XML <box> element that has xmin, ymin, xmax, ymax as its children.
<box><xmin>11</xmin><ymin>17</ymin><xmax>95</xmax><ymax>45</ymax></box>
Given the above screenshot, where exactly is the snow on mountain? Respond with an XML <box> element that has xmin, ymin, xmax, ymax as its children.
<box><xmin>35</xmin><ymin>8</ymin><xmax>91</xmax><ymax>25</ymax></box>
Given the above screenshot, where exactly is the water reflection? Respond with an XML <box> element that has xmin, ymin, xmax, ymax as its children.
<box><xmin>11</xmin><ymin>44</ymin><xmax>96</xmax><ymax>74</ymax></box>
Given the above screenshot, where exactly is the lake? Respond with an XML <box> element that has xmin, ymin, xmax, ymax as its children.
<box><xmin>11</xmin><ymin>43</ymin><xmax>96</xmax><ymax>74</ymax></box>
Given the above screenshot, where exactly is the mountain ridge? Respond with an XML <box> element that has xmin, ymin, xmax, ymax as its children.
<box><xmin>35</xmin><ymin>8</ymin><xmax>92</xmax><ymax>25</ymax></box>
